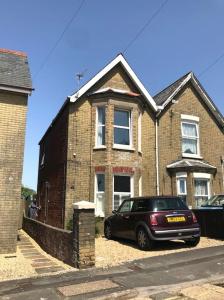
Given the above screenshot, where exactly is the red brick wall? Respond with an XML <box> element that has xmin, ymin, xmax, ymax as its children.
<box><xmin>37</xmin><ymin>105</ymin><xmax>69</xmax><ymax>228</ymax></box>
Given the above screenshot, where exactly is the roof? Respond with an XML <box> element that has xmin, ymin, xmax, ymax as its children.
<box><xmin>154</xmin><ymin>72</ymin><xmax>190</xmax><ymax>106</ymax></box>
<box><xmin>167</xmin><ymin>159</ymin><xmax>216</xmax><ymax>173</ymax></box>
<box><xmin>0</xmin><ymin>48</ymin><xmax>32</xmax><ymax>93</ymax></box>
<box><xmin>69</xmin><ymin>54</ymin><xmax>157</xmax><ymax>112</ymax></box>
<box><xmin>153</xmin><ymin>72</ymin><xmax>224</xmax><ymax>128</ymax></box>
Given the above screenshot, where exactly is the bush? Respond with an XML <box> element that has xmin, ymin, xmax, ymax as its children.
<box><xmin>66</xmin><ymin>218</ymin><xmax>73</xmax><ymax>231</ymax></box>
<box><xmin>95</xmin><ymin>217</ymin><xmax>104</xmax><ymax>237</ymax></box>
<box><xmin>95</xmin><ymin>222</ymin><xmax>100</xmax><ymax>237</ymax></box>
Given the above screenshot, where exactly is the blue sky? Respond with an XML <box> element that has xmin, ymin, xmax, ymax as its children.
<box><xmin>1</xmin><ymin>0</ymin><xmax>224</xmax><ymax>190</ymax></box>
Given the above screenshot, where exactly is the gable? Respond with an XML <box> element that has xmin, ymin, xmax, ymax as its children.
<box><xmin>69</xmin><ymin>54</ymin><xmax>157</xmax><ymax>111</ymax></box>
<box><xmin>91</xmin><ymin>64</ymin><xmax>139</xmax><ymax>93</ymax></box>
<box><xmin>160</xmin><ymin>82</ymin><xmax>224</xmax><ymax>132</ymax></box>
<box><xmin>155</xmin><ymin>73</ymin><xmax>224</xmax><ymax>129</ymax></box>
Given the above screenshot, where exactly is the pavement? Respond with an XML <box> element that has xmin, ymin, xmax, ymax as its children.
<box><xmin>1</xmin><ymin>244</ymin><xmax>224</xmax><ymax>299</ymax></box>
<box><xmin>18</xmin><ymin>231</ymin><xmax>67</xmax><ymax>275</ymax></box>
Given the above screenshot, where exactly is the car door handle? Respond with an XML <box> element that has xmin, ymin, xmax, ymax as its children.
<box><xmin>123</xmin><ymin>215</ymin><xmax>130</xmax><ymax>219</ymax></box>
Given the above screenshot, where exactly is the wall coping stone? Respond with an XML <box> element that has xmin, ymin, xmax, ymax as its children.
<box><xmin>73</xmin><ymin>201</ymin><xmax>95</xmax><ymax>210</ymax></box>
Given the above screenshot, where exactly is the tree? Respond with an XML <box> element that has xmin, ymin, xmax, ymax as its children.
<box><xmin>21</xmin><ymin>185</ymin><xmax>36</xmax><ymax>200</ymax></box>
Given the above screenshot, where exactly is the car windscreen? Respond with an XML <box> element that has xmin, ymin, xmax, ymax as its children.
<box><xmin>152</xmin><ymin>198</ymin><xmax>188</xmax><ymax>211</ymax></box>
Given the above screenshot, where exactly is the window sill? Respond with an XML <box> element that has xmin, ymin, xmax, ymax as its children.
<box><xmin>93</xmin><ymin>146</ymin><xmax>107</xmax><ymax>150</ymax></box>
<box><xmin>182</xmin><ymin>153</ymin><xmax>203</xmax><ymax>159</ymax></box>
<box><xmin>113</xmin><ymin>145</ymin><xmax>135</xmax><ymax>152</ymax></box>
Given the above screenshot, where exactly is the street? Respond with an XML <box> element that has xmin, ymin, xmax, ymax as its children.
<box><xmin>1</xmin><ymin>245</ymin><xmax>224</xmax><ymax>299</ymax></box>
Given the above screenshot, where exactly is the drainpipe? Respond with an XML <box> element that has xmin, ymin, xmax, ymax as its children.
<box><xmin>155</xmin><ymin>107</ymin><xmax>163</xmax><ymax>196</ymax></box>
<box><xmin>221</xmin><ymin>156</ymin><xmax>224</xmax><ymax>193</ymax></box>
<box><xmin>155</xmin><ymin>118</ymin><xmax>159</xmax><ymax>195</ymax></box>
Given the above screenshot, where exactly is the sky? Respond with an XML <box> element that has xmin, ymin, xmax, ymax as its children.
<box><xmin>0</xmin><ymin>0</ymin><xmax>224</xmax><ymax>190</ymax></box>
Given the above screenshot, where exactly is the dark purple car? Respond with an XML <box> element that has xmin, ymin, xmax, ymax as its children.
<box><xmin>104</xmin><ymin>196</ymin><xmax>200</xmax><ymax>250</ymax></box>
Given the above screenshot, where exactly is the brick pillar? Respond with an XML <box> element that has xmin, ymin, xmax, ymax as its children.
<box><xmin>72</xmin><ymin>201</ymin><xmax>95</xmax><ymax>269</ymax></box>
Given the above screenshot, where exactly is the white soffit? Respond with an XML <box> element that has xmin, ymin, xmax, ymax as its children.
<box><xmin>69</xmin><ymin>54</ymin><xmax>157</xmax><ymax>112</ymax></box>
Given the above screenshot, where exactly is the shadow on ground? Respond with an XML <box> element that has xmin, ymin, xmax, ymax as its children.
<box><xmin>110</xmin><ymin>237</ymin><xmax>196</xmax><ymax>251</ymax></box>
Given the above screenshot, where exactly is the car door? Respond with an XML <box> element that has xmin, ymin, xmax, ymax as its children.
<box><xmin>112</xmin><ymin>199</ymin><xmax>134</xmax><ymax>239</ymax></box>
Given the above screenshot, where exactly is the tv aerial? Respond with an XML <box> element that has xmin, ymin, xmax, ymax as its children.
<box><xmin>76</xmin><ymin>69</ymin><xmax>87</xmax><ymax>89</ymax></box>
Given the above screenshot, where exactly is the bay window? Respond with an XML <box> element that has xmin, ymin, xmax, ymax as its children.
<box><xmin>176</xmin><ymin>172</ymin><xmax>187</xmax><ymax>203</ymax></box>
<box><xmin>113</xmin><ymin>175</ymin><xmax>132</xmax><ymax>210</ymax></box>
<box><xmin>194</xmin><ymin>178</ymin><xmax>210</xmax><ymax>208</ymax></box>
<box><xmin>114</xmin><ymin>109</ymin><xmax>131</xmax><ymax>147</ymax></box>
<box><xmin>96</xmin><ymin>106</ymin><xmax>105</xmax><ymax>147</ymax></box>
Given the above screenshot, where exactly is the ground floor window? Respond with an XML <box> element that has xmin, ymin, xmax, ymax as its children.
<box><xmin>176</xmin><ymin>172</ymin><xmax>187</xmax><ymax>203</ymax></box>
<box><xmin>113</xmin><ymin>175</ymin><xmax>132</xmax><ymax>210</ymax></box>
<box><xmin>95</xmin><ymin>173</ymin><xmax>105</xmax><ymax>217</ymax></box>
<box><xmin>194</xmin><ymin>178</ymin><xmax>210</xmax><ymax>207</ymax></box>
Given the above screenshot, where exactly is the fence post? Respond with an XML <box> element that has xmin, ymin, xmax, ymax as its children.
<box><xmin>72</xmin><ymin>201</ymin><xmax>95</xmax><ymax>269</ymax></box>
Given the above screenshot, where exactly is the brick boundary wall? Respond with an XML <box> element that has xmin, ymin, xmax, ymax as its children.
<box><xmin>23</xmin><ymin>216</ymin><xmax>73</xmax><ymax>266</ymax></box>
<box><xmin>22</xmin><ymin>201</ymin><xmax>95</xmax><ymax>269</ymax></box>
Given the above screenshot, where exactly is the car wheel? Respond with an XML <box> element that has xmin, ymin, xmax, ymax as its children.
<box><xmin>185</xmin><ymin>237</ymin><xmax>200</xmax><ymax>247</ymax></box>
<box><xmin>104</xmin><ymin>223</ymin><xmax>113</xmax><ymax>240</ymax></box>
<box><xmin>137</xmin><ymin>227</ymin><xmax>154</xmax><ymax>250</ymax></box>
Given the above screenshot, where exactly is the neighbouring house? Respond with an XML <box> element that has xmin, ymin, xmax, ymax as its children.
<box><xmin>0</xmin><ymin>49</ymin><xmax>32</xmax><ymax>253</ymax></box>
<box><xmin>36</xmin><ymin>54</ymin><xmax>224</xmax><ymax>229</ymax></box>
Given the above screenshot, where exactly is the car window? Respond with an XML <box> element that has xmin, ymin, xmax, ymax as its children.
<box><xmin>208</xmin><ymin>195</ymin><xmax>224</xmax><ymax>206</ymax></box>
<box><xmin>152</xmin><ymin>198</ymin><xmax>188</xmax><ymax>211</ymax></box>
<box><xmin>132</xmin><ymin>199</ymin><xmax>150</xmax><ymax>212</ymax></box>
<box><xmin>118</xmin><ymin>200</ymin><xmax>134</xmax><ymax>213</ymax></box>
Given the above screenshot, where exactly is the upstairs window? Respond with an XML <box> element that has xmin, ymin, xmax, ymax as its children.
<box><xmin>96</xmin><ymin>106</ymin><xmax>105</xmax><ymax>146</ymax></box>
<box><xmin>181</xmin><ymin>121</ymin><xmax>199</xmax><ymax>156</ymax></box>
<box><xmin>114</xmin><ymin>109</ymin><xmax>131</xmax><ymax>147</ymax></box>
<box><xmin>138</xmin><ymin>112</ymin><xmax>142</xmax><ymax>152</ymax></box>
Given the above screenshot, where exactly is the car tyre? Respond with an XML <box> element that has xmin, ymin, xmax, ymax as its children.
<box><xmin>137</xmin><ymin>227</ymin><xmax>154</xmax><ymax>250</ymax></box>
<box><xmin>104</xmin><ymin>223</ymin><xmax>113</xmax><ymax>240</ymax></box>
<box><xmin>185</xmin><ymin>236</ymin><xmax>200</xmax><ymax>247</ymax></box>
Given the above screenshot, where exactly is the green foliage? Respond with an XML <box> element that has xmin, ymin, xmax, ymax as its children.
<box><xmin>66</xmin><ymin>218</ymin><xmax>73</xmax><ymax>231</ymax></box>
<box><xmin>95</xmin><ymin>217</ymin><xmax>104</xmax><ymax>237</ymax></box>
<box><xmin>95</xmin><ymin>222</ymin><xmax>100</xmax><ymax>237</ymax></box>
<box><xmin>66</xmin><ymin>216</ymin><xmax>104</xmax><ymax>236</ymax></box>
<box><xmin>21</xmin><ymin>185</ymin><xmax>36</xmax><ymax>200</ymax></box>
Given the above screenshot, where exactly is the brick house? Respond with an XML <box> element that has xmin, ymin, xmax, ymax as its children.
<box><xmin>37</xmin><ymin>54</ymin><xmax>224</xmax><ymax>229</ymax></box>
<box><xmin>0</xmin><ymin>49</ymin><xmax>32</xmax><ymax>253</ymax></box>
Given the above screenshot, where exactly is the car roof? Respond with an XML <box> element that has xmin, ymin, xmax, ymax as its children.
<box><xmin>127</xmin><ymin>196</ymin><xmax>180</xmax><ymax>201</ymax></box>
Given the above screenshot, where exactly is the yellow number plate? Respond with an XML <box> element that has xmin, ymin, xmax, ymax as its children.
<box><xmin>167</xmin><ymin>216</ymin><xmax>186</xmax><ymax>222</ymax></box>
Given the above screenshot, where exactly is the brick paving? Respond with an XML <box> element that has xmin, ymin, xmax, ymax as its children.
<box><xmin>18</xmin><ymin>232</ymin><xmax>65</xmax><ymax>275</ymax></box>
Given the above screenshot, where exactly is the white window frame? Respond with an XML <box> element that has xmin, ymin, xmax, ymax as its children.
<box><xmin>94</xmin><ymin>173</ymin><xmax>105</xmax><ymax>217</ymax></box>
<box><xmin>95</xmin><ymin>106</ymin><xmax>106</xmax><ymax>148</ymax></box>
<box><xmin>113</xmin><ymin>174</ymin><xmax>133</xmax><ymax>210</ymax></box>
<box><xmin>113</xmin><ymin>108</ymin><xmax>132</xmax><ymax>150</ymax></box>
<box><xmin>176</xmin><ymin>172</ymin><xmax>187</xmax><ymax>196</ymax></box>
<box><xmin>139</xmin><ymin>176</ymin><xmax>142</xmax><ymax>196</ymax></box>
<box><xmin>181</xmin><ymin>117</ymin><xmax>200</xmax><ymax>158</ymax></box>
<box><xmin>193</xmin><ymin>173</ymin><xmax>211</xmax><ymax>208</ymax></box>
<box><xmin>138</xmin><ymin>111</ymin><xmax>142</xmax><ymax>152</ymax></box>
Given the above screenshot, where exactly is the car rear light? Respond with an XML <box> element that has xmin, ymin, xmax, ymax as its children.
<box><xmin>192</xmin><ymin>212</ymin><xmax>198</xmax><ymax>223</ymax></box>
<box><xmin>150</xmin><ymin>214</ymin><xmax>158</xmax><ymax>226</ymax></box>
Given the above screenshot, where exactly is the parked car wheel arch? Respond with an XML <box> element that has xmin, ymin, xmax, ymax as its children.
<box><xmin>135</xmin><ymin>221</ymin><xmax>153</xmax><ymax>241</ymax></box>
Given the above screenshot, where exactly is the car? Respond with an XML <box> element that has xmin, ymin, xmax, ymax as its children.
<box><xmin>200</xmin><ymin>194</ymin><xmax>224</xmax><ymax>209</ymax></box>
<box><xmin>104</xmin><ymin>196</ymin><xmax>200</xmax><ymax>250</ymax></box>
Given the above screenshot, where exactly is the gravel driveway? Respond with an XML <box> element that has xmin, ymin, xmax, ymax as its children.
<box><xmin>95</xmin><ymin>236</ymin><xmax>224</xmax><ymax>268</ymax></box>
